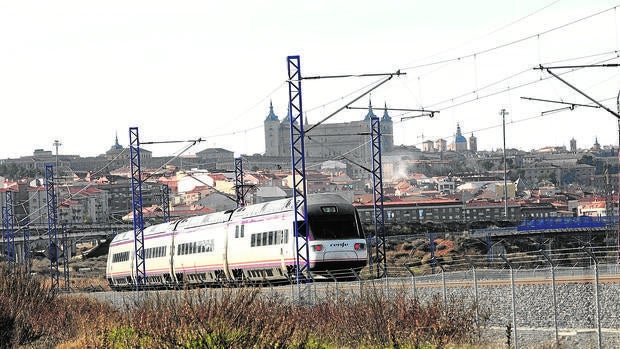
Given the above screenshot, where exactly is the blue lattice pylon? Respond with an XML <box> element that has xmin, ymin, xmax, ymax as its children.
<box><xmin>129</xmin><ymin>127</ymin><xmax>146</xmax><ymax>290</ymax></box>
<box><xmin>287</xmin><ymin>55</ymin><xmax>311</xmax><ymax>302</ymax></box>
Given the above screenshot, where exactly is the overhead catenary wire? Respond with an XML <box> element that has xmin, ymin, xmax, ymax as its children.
<box><xmin>399</xmin><ymin>4</ymin><xmax>620</xmax><ymax>71</ymax></box>
<box><xmin>141</xmin><ymin>138</ymin><xmax>204</xmax><ymax>183</ymax></box>
<box><xmin>401</xmin><ymin>0</ymin><xmax>563</xmax><ymax>68</ymax></box>
<box><xmin>205</xmin><ymin>46</ymin><xmax>617</xmax><ymax>152</ymax></box>
<box><xmin>400</xmin><ymin>54</ymin><xmax>620</xmax><ymax>121</ymax></box>
<box><xmin>306</xmin><ymin>74</ymin><xmax>398</xmax><ymax>133</ymax></box>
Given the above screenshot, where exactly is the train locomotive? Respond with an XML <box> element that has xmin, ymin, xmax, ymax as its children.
<box><xmin>106</xmin><ymin>193</ymin><xmax>368</xmax><ymax>290</ymax></box>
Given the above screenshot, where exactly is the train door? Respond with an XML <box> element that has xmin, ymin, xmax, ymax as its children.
<box><xmin>280</xmin><ymin>225</ymin><xmax>291</xmax><ymax>273</ymax></box>
<box><xmin>222</xmin><ymin>222</ymin><xmax>232</xmax><ymax>280</ymax></box>
<box><xmin>168</xmin><ymin>227</ymin><xmax>177</xmax><ymax>286</ymax></box>
<box><xmin>169</xmin><ymin>220</ymin><xmax>188</xmax><ymax>286</ymax></box>
<box><xmin>129</xmin><ymin>246</ymin><xmax>136</xmax><ymax>286</ymax></box>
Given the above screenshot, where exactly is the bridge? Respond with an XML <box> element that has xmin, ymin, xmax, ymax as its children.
<box><xmin>2</xmin><ymin>223</ymin><xmax>131</xmax><ymax>262</ymax></box>
<box><xmin>469</xmin><ymin>216</ymin><xmax>615</xmax><ymax>239</ymax></box>
<box><xmin>8</xmin><ymin>223</ymin><xmax>132</xmax><ymax>243</ymax></box>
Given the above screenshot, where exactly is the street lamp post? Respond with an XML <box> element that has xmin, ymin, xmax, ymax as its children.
<box><xmin>617</xmin><ymin>90</ymin><xmax>620</xmax><ymax>263</ymax></box>
<box><xmin>500</xmin><ymin>108</ymin><xmax>509</xmax><ymax>217</ymax></box>
<box><xmin>53</xmin><ymin>139</ymin><xmax>62</xmax><ymax>173</ymax></box>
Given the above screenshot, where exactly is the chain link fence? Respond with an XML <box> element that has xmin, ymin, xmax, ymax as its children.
<box><xmin>88</xmin><ymin>246</ymin><xmax>620</xmax><ymax>348</ymax></box>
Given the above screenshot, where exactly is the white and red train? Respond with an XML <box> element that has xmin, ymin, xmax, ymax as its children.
<box><xmin>106</xmin><ymin>193</ymin><xmax>368</xmax><ymax>290</ymax></box>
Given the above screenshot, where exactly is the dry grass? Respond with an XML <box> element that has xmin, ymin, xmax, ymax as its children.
<box><xmin>0</xmin><ymin>263</ymin><xmax>487</xmax><ymax>348</ymax></box>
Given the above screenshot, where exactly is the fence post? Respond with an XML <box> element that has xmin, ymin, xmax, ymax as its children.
<box><xmin>434</xmin><ymin>257</ymin><xmax>447</xmax><ymax>307</ymax></box>
<box><xmin>403</xmin><ymin>262</ymin><xmax>417</xmax><ymax>299</ymax></box>
<box><xmin>581</xmin><ymin>246</ymin><xmax>602</xmax><ymax>349</ymax></box>
<box><xmin>500</xmin><ymin>253</ymin><xmax>518</xmax><ymax>349</ymax></box>
<box><xmin>326</xmin><ymin>271</ymin><xmax>338</xmax><ymax>305</ymax></box>
<box><xmin>539</xmin><ymin>249</ymin><xmax>558</xmax><ymax>345</ymax></box>
<box><xmin>464</xmin><ymin>256</ymin><xmax>479</xmax><ymax>326</ymax></box>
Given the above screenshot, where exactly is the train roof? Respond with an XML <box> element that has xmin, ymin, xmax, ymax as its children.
<box><xmin>111</xmin><ymin>221</ymin><xmax>177</xmax><ymax>243</ymax></box>
<box><xmin>175</xmin><ymin>210</ymin><xmax>232</xmax><ymax>231</ymax></box>
<box><xmin>111</xmin><ymin>194</ymin><xmax>353</xmax><ymax>243</ymax></box>
<box><xmin>230</xmin><ymin>197</ymin><xmax>294</xmax><ymax>220</ymax></box>
<box><xmin>230</xmin><ymin>193</ymin><xmax>350</xmax><ymax>220</ymax></box>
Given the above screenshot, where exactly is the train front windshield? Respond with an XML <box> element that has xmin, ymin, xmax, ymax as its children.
<box><xmin>308</xmin><ymin>212</ymin><xmax>363</xmax><ymax>239</ymax></box>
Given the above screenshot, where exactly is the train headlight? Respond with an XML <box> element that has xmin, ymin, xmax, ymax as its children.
<box><xmin>312</xmin><ymin>244</ymin><xmax>323</xmax><ymax>252</ymax></box>
<box><xmin>354</xmin><ymin>243</ymin><xmax>365</xmax><ymax>250</ymax></box>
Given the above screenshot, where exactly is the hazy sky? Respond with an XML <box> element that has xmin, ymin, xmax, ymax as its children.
<box><xmin>1</xmin><ymin>0</ymin><xmax>620</xmax><ymax>161</ymax></box>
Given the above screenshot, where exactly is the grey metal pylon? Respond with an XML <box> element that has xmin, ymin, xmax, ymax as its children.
<box><xmin>369</xmin><ymin>115</ymin><xmax>387</xmax><ymax>278</ymax></box>
<box><xmin>161</xmin><ymin>184</ymin><xmax>170</xmax><ymax>223</ymax></box>
<box><xmin>44</xmin><ymin>164</ymin><xmax>60</xmax><ymax>293</ymax></box>
<box><xmin>4</xmin><ymin>191</ymin><xmax>15</xmax><ymax>271</ymax></box>
<box><xmin>234</xmin><ymin>157</ymin><xmax>245</xmax><ymax>208</ymax></box>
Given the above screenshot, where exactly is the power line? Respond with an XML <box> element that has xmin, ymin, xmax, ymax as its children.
<box><xmin>400</xmin><ymin>4</ymin><xmax>620</xmax><ymax>71</ymax></box>
<box><xmin>306</xmin><ymin>74</ymin><xmax>397</xmax><ymax>133</ymax></box>
<box><xmin>14</xmin><ymin>147</ymin><xmax>130</xmax><ymax>232</ymax></box>
<box><xmin>401</xmin><ymin>0</ymin><xmax>563</xmax><ymax>69</ymax></box>
<box><xmin>412</xmin><ymin>55</ymin><xmax>619</xmax><ymax>115</ymax></box>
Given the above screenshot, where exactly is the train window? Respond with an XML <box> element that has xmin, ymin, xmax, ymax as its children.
<box><xmin>284</xmin><ymin>229</ymin><xmax>289</xmax><ymax>243</ymax></box>
<box><xmin>321</xmin><ymin>206</ymin><xmax>337</xmax><ymax>213</ymax></box>
<box><xmin>251</xmin><ymin>234</ymin><xmax>256</xmax><ymax>247</ymax></box>
<box><xmin>240</xmin><ymin>225</ymin><xmax>244</xmax><ymax>238</ymax></box>
<box><xmin>308</xmin><ymin>213</ymin><xmax>361</xmax><ymax>239</ymax></box>
<box><xmin>262</xmin><ymin>233</ymin><xmax>267</xmax><ymax>246</ymax></box>
<box><xmin>235</xmin><ymin>226</ymin><xmax>239</xmax><ymax>238</ymax></box>
<box><xmin>268</xmin><ymin>231</ymin><xmax>274</xmax><ymax>245</ymax></box>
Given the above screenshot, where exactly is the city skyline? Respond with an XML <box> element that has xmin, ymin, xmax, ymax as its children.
<box><xmin>1</xmin><ymin>1</ymin><xmax>619</xmax><ymax>159</ymax></box>
<box><xmin>1</xmin><ymin>122</ymin><xmax>615</xmax><ymax>162</ymax></box>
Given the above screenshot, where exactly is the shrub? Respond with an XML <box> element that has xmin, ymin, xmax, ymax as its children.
<box><xmin>0</xmin><ymin>264</ymin><xmax>484</xmax><ymax>348</ymax></box>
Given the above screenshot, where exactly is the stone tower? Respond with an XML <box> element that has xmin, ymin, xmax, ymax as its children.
<box><xmin>263</xmin><ymin>101</ymin><xmax>280</xmax><ymax>156</ymax></box>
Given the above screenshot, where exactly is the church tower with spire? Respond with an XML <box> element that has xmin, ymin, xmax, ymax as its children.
<box><xmin>380</xmin><ymin>102</ymin><xmax>394</xmax><ymax>152</ymax></box>
<box><xmin>453</xmin><ymin>123</ymin><xmax>468</xmax><ymax>152</ymax></box>
<box><xmin>264</xmin><ymin>101</ymin><xmax>280</xmax><ymax>156</ymax></box>
<box><xmin>469</xmin><ymin>133</ymin><xmax>477</xmax><ymax>153</ymax></box>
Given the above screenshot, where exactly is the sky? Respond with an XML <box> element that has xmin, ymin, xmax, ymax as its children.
<box><xmin>1</xmin><ymin>0</ymin><xmax>620</xmax><ymax>161</ymax></box>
